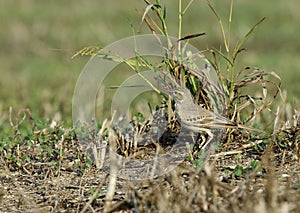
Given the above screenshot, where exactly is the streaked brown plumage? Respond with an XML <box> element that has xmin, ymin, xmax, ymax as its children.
<box><xmin>166</xmin><ymin>83</ymin><xmax>263</xmax><ymax>146</ymax></box>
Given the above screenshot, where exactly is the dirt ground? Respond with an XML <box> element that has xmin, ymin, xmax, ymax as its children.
<box><xmin>0</xmin><ymin>134</ymin><xmax>299</xmax><ymax>213</ymax></box>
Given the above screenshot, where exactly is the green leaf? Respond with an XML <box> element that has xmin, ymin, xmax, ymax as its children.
<box><xmin>212</xmin><ymin>47</ymin><xmax>233</xmax><ymax>67</ymax></box>
<box><xmin>250</xmin><ymin>160</ymin><xmax>259</xmax><ymax>170</ymax></box>
<box><xmin>16</xmin><ymin>161</ymin><xmax>22</xmax><ymax>167</ymax></box>
<box><xmin>194</xmin><ymin>159</ymin><xmax>203</xmax><ymax>170</ymax></box>
<box><xmin>134</xmin><ymin>112</ymin><xmax>145</xmax><ymax>123</ymax></box>
<box><xmin>224</xmin><ymin>169</ymin><xmax>230</xmax><ymax>175</ymax></box>
<box><xmin>233</xmin><ymin>17</ymin><xmax>266</xmax><ymax>61</ymax></box>
<box><xmin>234</xmin><ymin>165</ymin><xmax>245</xmax><ymax>176</ymax></box>
<box><xmin>22</xmin><ymin>153</ymin><xmax>31</xmax><ymax>162</ymax></box>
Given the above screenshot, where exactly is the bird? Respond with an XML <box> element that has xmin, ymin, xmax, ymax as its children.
<box><xmin>161</xmin><ymin>76</ymin><xmax>264</xmax><ymax>148</ymax></box>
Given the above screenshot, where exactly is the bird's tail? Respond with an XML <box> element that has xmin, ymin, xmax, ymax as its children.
<box><xmin>237</xmin><ymin>124</ymin><xmax>265</xmax><ymax>134</ymax></box>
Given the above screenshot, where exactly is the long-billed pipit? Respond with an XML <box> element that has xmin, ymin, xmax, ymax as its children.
<box><xmin>163</xmin><ymin>79</ymin><xmax>263</xmax><ymax>146</ymax></box>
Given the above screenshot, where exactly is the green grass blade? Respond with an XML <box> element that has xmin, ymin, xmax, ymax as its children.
<box><xmin>212</xmin><ymin>47</ymin><xmax>233</xmax><ymax>67</ymax></box>
<box><xmin>205</xmin><ymin>0</ymin><xmax>229</xmax><ymax>52</ymax></box>
<box><xmin>233</xmin><ymin>17</ymin><xmax>266</xmax><ymax>62</ymax></box>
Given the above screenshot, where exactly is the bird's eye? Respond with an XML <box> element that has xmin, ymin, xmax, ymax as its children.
<box><xmin>174</xmin><ymin>91</ymin><xmax>183</xmax><ymax>101</ymax></box>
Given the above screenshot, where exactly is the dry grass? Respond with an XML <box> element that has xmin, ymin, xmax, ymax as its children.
<box><xmin>0</xmin><ymin>89</ymin><xmax>299</xmax><ymax>212</ymax></box>
<box><xmin>1</xmin><ymin>1</ymin><xmax>299</xmax><ymax>212</ymax></box>
<box><xmin>0</xmin><ymin>116</ymin><xmax>299</xmax><ymax>212</ymax></box>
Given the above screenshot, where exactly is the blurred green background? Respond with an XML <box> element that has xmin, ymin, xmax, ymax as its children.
<box><xmin>0</xmin><ymin>0</ymin><xmax>299</xmax><ymax>125</ymax></box>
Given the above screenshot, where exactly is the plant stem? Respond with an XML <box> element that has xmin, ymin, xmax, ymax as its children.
<box><xmin>205</xmin><ymin>0</ymin><xmax>229</xmax><ymax>52</ymax></box>
<box><xmin>178</xmin><ymin>0</ymin><xmax>182</xmax><ymax>51</ymax></box>
<box><xmin>228</xmin><ymin>0</ymin><xmax>234</xmax><ymax>52</ymax></box>
<box><xmin>183</xmin><ymin>0</ymin><xmax>195</xmax><ymax>15</ymax></box>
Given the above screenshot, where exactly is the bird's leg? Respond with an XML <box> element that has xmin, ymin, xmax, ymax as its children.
<box><xmin>200</xmin><ymin>130</ymin><xmax>214</xmax><ymax>152</ymax></box>
<box><xmin>190</xmin><ymin>130</ymin><xmax>215</xmax><ymax>161</ymax></box>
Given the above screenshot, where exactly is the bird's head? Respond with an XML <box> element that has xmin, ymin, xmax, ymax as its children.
<box><xmin>170</xmin><ymin>89</ymin><xmax>185</xmax><ymax>103</ymax></box>
<box><xmin>156</xmin><ymin>72</ymin><xmax>193</xmax><ymax>105</ymax></box>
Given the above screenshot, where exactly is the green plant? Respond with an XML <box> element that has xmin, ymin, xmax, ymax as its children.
<box><xmin>250</xmin><ymin>160</ymin><xmax>259</xmax><ymax>170</ymax></box>
<box><xmin>0</xmin><ymin>1</ymin><xmax>299</xmax><ymax>212</ymax></box>
<box><xmin>224</xmin><ymin>169</ymin><xmax>230</xmax><ymax>175</ymax></box>
<box><xmin>70</xmin><ymin>0</ymin><xmax>286</xmax><ymax>173</ymax></box>
<box><xmin>235</xmin><ymin>153</ymin><xmax>242</xmax><ymax>160</ymax></box>
<box><xmin>193</xmin><ymin>158</ymin><xmax>203</xmax><ymax>170</ymax></box>
<box><xmin>78</xmin><ymin>0</ymin><xmax>280</xmax><ymax>133</ymax></box>
<box><xmin>234</xmin><ymin>164</ymin><xmax>246</xmax><ymax>176</ymax></box>
<box><xmin>89</xmin><ymin>188</ymin><xmax>100</xmax><ymax>199</ymax></box>
<box><xmin>133</xmin><ymin>112</ymin><xmax>146</xmax><ymax>123</ymax></box>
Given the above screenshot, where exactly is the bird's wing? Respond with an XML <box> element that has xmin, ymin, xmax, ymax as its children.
<box><xmin>197</xmin><ymin>107</ymin><xmax>237</xmax><ymax>127</ymax></box>
<box><xmin>199</xmin><ymin>108</ymin><xmax>265</xmax><ymax>133</ymax></box>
